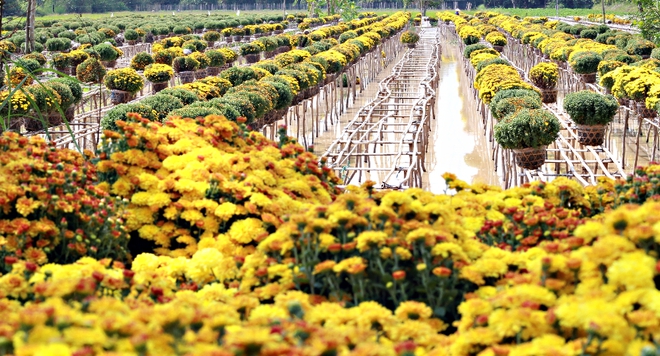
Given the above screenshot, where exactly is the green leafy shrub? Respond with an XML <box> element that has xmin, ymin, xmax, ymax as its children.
<box><xmin>569</xmin><ymin>51</ymin><xmax>602</xmax><ymax>74</ymax></box>
<box><xmin>51</xmin><ymin>77</ymin><xmax>83</xmax><ymax>105</ymax></box>
<box><xmin>490</xmin><ymin>88</ymin><xmax>542</xmax><ymax>118</ymax></box>
<box><xmin>563</xmin><ymin>90</ymin><xmax>619</xmax><ymax>126</ymax></box>
<box><xmin>130</xmin><ymin>52</ymin><xmax>154</xmax><ymax>71</ymax></box>
<box><xmin>172</xmin><ymin>56</ymin><xmax>199</xmax><ymax>72</ymax></box>
<box><xmin>464</xmin><ymin>43</ymin><xmax>489</xmax><ymax>59</ymax></box>
<box><xmin>94</xmin><ymin>43</ymin><xmax>122</xmax><ymax>61</ymax></box>
<box><xmin>167</xmin><ymin>106</ymin><xmax>222</xmax><ymax>120</ymax></box>
<box><xmin>494</xmin><ymin>108</ymin><xmax>561</xmax><ymax>149</ymax></box>
<box><xmin>124</xmin><ymin>29</ymin><xmax>139</xmax><ymax>41</ymax></box>
<box><xmin>159</xmin><ymin>87</ymin><xmax>200</xmax><ymax>105</ymax></box>
<box><xmin>205</xmin><ymin>49</ymin><xmax>226</xmax><ymax>67</ymax></box>
<box><xmin>45</xmin><ymin>38</ymin><xmax>71</xmax><ymax>52</ymax></box>
<box><xmin>492</xmin><ymin>96</ymin><xmax>542</xmax><ymax>120</ymax></box>
<box><xmin>139</xmin><ymin>94</ymin><xmax>184</xmax><ymax>121</ymax></box>
<box><xmin>76</xmin><ymin>57</ymin><xmax>106</xmax><ymax>83</ymax></box>
<box><xmin>101</xmin><ymin>103</ymin><xmax>158</xmax><ymax>131</ymax></box>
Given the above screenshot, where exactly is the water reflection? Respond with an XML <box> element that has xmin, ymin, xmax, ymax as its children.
<box><xmin>422</xmin><ymin>40</ymin><xmax>500</xmax><ymax>193</ymax></box>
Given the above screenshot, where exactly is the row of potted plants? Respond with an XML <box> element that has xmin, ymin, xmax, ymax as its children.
<box><xmin>452</xmin><ymin>12</ymin><xmax>622</xmax><ymax>171</ymax></box>
<box><xmin>98</xmin><ymin>12</ymin><xmax>410</xmax><ymax>133</ymax></box>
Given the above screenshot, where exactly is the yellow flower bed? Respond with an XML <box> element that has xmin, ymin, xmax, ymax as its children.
<box><xmin>1</xmin><ymin>110</ymin><xmax>660</xmax><ymax>354</ymax></box>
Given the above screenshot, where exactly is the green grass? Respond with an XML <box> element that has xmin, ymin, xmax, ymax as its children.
<box><xmin>463</xmin><ymin>3</ymin><xmax>637</xmax><ymax>17</ymax></box>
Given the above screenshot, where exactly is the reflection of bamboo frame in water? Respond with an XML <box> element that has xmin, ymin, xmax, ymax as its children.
<box><xmin>445</xmin><ymin>26</ymin><xmax>634</xmax><ymax>189</ymax></box>
<box><xmin>320</xmin><ymin>28</ymin><xmax>441</xmax><ymax>190</ymax></box>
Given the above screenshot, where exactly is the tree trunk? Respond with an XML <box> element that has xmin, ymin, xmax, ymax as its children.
<box><xmin>601</xmin><ymin>0</ymin><xmax>606</xmax><ymax>24</ymax></box>
<box><xmin>25</xmin><ymin>0</ymin><xmax>37</xmax><ymax>53</ymax></box>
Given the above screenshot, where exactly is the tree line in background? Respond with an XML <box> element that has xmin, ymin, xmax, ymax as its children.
<box><xmin>1</xmin><ymin>0</ymin><xmax>606</xmax><ymax>16</ymax></box>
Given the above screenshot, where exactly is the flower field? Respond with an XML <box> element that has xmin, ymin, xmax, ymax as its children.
<box><xmin>0</xmin><ymin>107</ymin><xmax>659</xmax><ymax>355</ymax></box>
<box><xmin>2</xmin><ymin>7</ymin><xmax>660</xmax><ymax>356</ymax></box>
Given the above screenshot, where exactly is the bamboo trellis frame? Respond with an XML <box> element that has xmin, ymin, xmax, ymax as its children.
<box><xmin>321</xmin><ymin>27</ymin><xmax>440</xmax><ymax>190</ymax></box>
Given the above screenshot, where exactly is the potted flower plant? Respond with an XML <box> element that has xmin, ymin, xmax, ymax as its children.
<box><xmin>190</xmin><ymin>52</ymin><xmax>210</xmax><ymax>79</ymax></box>
<box><xmin>485</xmin><ymin>32</ymin><xmax>507</xmax><ymax>52</ymax></box>
<box><xmin>240</xmin><ymin>42</ymin><xmax>264</xmax><ymax>64</ymax></box>
<box><xmin>529</xmin><ymin>62</ymin><xmax>559</xmax><ymax>103</ymax></box>
<box><xmin>94</xmin><ymin>43</ymin><xmax>123</xmax><ymax>68</ymax></box>
<box><xmin>494</xmin><ymin>108</ymin><xmax>561</xmax><ymax>170</ymax></box>
<box><xmin>23</xmin><ymin>84</ymin><xmax>63</xmax><ymax>131</ymax></box>
<box><xmin>104</xmin><ymin>67</ymin><xmax>144</xmax><ymax>104</ymax></box>
<box><xmin>563</xmin><ymin>90</ymin><xmax>619</xmax><ymax>146</ymax></box>
<box><xmin>222</xmin><ymin>28</ymin><xmax>233</xmax><ymax>43</ymax></box>
<box><xmin>76</xmin><ymin>57</ymin><xmax>106</xmax><ymax>84</ymax></box>
<box><xmin>124</xmin><ymin>29</ymin><xmax>139</xmax><ymax>45</ymax></box>
<box><xmin>144</xmin><ymin>63</ymin><xmax>174</xmax><ymax>93</ymax></box>
<box><xmin>569</xmin><ymin>51</ymin><xmax>602</xmax><ymax>84</ymax></box>
<box><xmin>400</xmin><ymin>30</ymin><xmax>420</xmax><ymax>49</ymax></box>
<box><xmin>52</xmin><ymin>53</ymin><xmax>71</xmax><ymax>76</ymax></box>
<box><xmin>205</xmin><ymin>49</ymin><xmax>227</xmax><ymax>76</ymax></box>
<box><xmin>202</xmin><ymin>30</ymin><xmax>221</xmax><ymax>48</ymax></box>
<box><xmin>130</xmin><ymin>52</ymin><xmax>154</xmax><ymax>71</ymax></box>
<box><xmin>172</xmin><ymin>56</ymin><xmax>199</xmax><ymax>84</ymax></box>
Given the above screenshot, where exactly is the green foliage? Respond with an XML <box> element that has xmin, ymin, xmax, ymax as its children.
<box><xmin>569</xmin><ymin>51</ymin><xmax>602</xmax><ymax>74</ymax></box>
<box><xmin>492</xmin><ymin>96</ymin><xmax>542</xmax><ymax>120</ymax></box>
<box><xmin>44</xmin><ymin>81</ymin><xmax>75</xmax><ymax>110</ymax></box>
<box><xmin>51</xmin><ymin>77</ymin><xmax>83</xmax><ymax>105</ymax></box>
<box><xmin>139</xmin><ymin>94</ymin><xmax>184</xmax><ymax>121</ymax></box>
<box><xmin>101</xmin><ymin>103</ymin><xmax>158</xmax><ymax>132</ymax></box>
<box><xmin>159</xmin><ymin>88</ymin><xmax>200</xmax><ymax>106</ymax></box>
<box><xmin>172</xmin><ymin>56</ymin><xmax>200</xmax><ymax>72</ymax></box>
<box><xmin>219</xmin><ymin>67</ymin><xmax>258</xmax><ymax>86</ymax></box>
<box><xmin>45</xmin><ymin>38</ymin><xmax>71</xmax><ymax>52</ymax></box>
<box><xmin>579</xmin><ymin>29</ymin><xmax>598</xmax><ymax>40</ymax></box>
<box><xmin>339</xmin><ymin>31</ymin><xmax>358</xmax><ymax>44</ymax></box>
<box><xmin>464</xmin><ymin>43</ymin><xmax>489</xmax><ymax>59</ymax></box>
<box><xmin>490</xmin><ymin>88</ymin><xmax>541</xmax><ymax>118</ymax></box>
<box><xmin>124</xmin><ymin>29</ymin><xmax>139</xmax><ymax>41</ymax></box>
<box><xmin>130</xmin><ymin>52</ymin><xmax>154</xmax><ymax>71</ymax></box>
<box><xmin>167</xmin><ymin>106</ymin><xmax>222</xmax><ymax>121</ymax></box>
<box><xmin>494</xmin><ymin>109</ymin><xmax>561</xmax><ymax>149</ymax></box>
<box><xmin>563</xmin><ymin>90</ymin><xmax>619</xmax><ymax>126</ymax></box>
<box><xmin>476</xmin><ymin>57</ymin><xmax>511</xmax><ymax>73</ymax></box>
<box><xmin>93</xmin><ymin>43</ymin><xmax>121</xmax><ymax>61</ymax></box>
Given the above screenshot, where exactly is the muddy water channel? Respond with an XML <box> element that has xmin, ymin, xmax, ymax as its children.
<box><xmin>421</xmin><ymin>39</ymin><xmax>500</xmax><ymax>193</ymax></box>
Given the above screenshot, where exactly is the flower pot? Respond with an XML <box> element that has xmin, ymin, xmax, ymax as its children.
<box><xmin>152</xmin><ymin>81</ymin><xmax>168</xmax><ymax>94</ymax></box>
<box><xmin>512</xmin><ymin>146</ymin><xmax>547</xmax><ymax>170</ymax></box>
<box><xmin>444</xmin><ymin>20</ymin><xmax>450</xmax><ymax>25</ymax></box>
<box><xmin>579</xmin><ymin>73</ymin><xmax>597</xmax><ymax>84</ymax></box>
<box><xmin>225</xmin><ymin>37</ymin><xmax>233</xmax><ymax>43</ymax></box>
<box><xmin>406</xmin><ymin>43</ymin><xmax>416</xmax><ymax>49</ymax></box>
<box><xmin>102</xmin><ymin>60</ymin><xmax>117</xmax><ymax>68</ymax></box>
<box><xmin>275</xmin><ymin>30</ymin><xmax>283</xmax><ymax>34</ymax></box>
<box><xmin>540</xmin><ymin>88</ymin><xmax>558</xmax><ymax>103</ymax></box>
<box><xmin>492</xmin><ymin>45</ymin><xmax>504</xmax><ymax>53</ymax></box>
<box><xmin>232</xmin><ymin>35</ymin><xmax>241</xmax><ymax>42</ymax></box>
<box><xmin>636</xmin><ymin>102</ymin><xmax>656</xmax><ymax>118</ymax></box>
<box><xmin>642</xmin><ymin>54</ymin><xmax>651</xmax><ymax>60</ymax></box>
<box><xmin>110</xmin><ymin>89</ymin><xmax>135</xmax><ymax>105</ymax></box>
<box><xmin>576</xmin><ymin>124</ymin><xmax>607</xmax><ymax>146</ymax></box>
<box><xmin>207</xmin><ymin>41</ymin><xmax>215</xmax><ymax>48</ymax></box>
<box><xmin>206</xmin><ymin>66</ymin><xmax>220</xmax><ymax>76</ymax></box>
<box><xmin>195</xmin><ymin>69</ymin><xmax>207</xmax><ymax>80</ymax></box>
<box><xmin>243</xmin><ymin>36</ymin><xmax>251</xmax><ymax>42</ymax></box>
<box><xmin>245</xmin><ymin>54</ymin><xmax>260</xmax><ymax>64</ymax></box>
<box><xmin>178</xmin><ymin>71</ymin><xmax>195</xmax><ymax>84</ymax></box>
<box><xmin>128</xmin><ymin>40</ymin><xmax>137</xmax><ymax>45</ymax></box>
